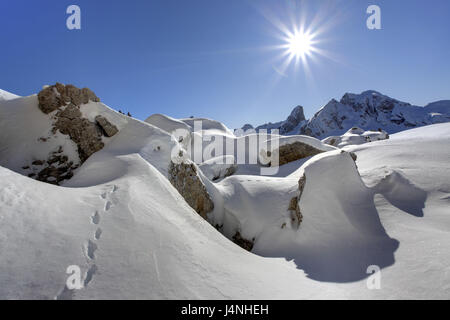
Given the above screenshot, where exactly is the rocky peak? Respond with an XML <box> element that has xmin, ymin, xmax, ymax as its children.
<box><xmin>280</xmin><ymin>105</ymin><xmax>306</xmax><ymax>134</ymax></box>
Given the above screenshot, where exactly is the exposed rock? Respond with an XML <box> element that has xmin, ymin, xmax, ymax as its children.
<box><xmin>32</xmin><ymin>160</ymin><xmax>45</xmax><ymax>166</ymax></box>
<box><xmin>272</xmin><ymin>142</ymin><xmax>325</xmax><ymax>166</ymax></box>
<box><xmin>54</xmin><ymin>113</ymin><xmax>104</xmax><ymax>162</ymax></box>
<box><xmin>232</xmin><ymin>232</ymin><xmax>254</xmax><ymax>251</ymax></box>
<box><xmin>168</xmin><ymin>161</ymin><xmax>214</xmax><ymax>219</ymax></box>
<box><xmin>34</xmin><ymin>83</ymin><xmax>116</xmax><ymax>185</ymax></box>
<box><xmin>37</xmin><ymin>86</ymin><xmax>63</xmax><ymax>114</ymax></box>
<box><xmin>95</xmin><ymin>115</ymin><xmax>119</xmax><ymax>137</ymax></box>
<box><xmin>279</xmin><ymin>105</ymin><xmax>306</xmax><ymax>134</ymax></box>
<box><xmin>38</xmin><ymin>83</ymin><xmax>100</xmax><ymax>114</ymax></box>
<box><xmin>288</xmin><ymin>174</ymin><xmax>306</xmax><ymax>228</ymax></box>
<box><xmin>224</xmin><ymin>166</ymin><xmax>237</xmax><ymax>179</ymax></box>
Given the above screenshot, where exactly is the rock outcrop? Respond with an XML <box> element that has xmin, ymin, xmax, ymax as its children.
<box><xmin>272</xmin><ymin>141</ymin><xmax>325</xmax><ymax>166</ymax></box>
<box><xmin>95</xmin><ymin>115</ymin><xmax>119</xmax><ymax>137</ymax></box>
<box><xmin>33</xmin><ymin>83</ymin><xmax>118</xmax><ymax>184</ymax></box>
<box><xmin>53</xmin><ymin>105</ymin><xmax>105</xmax><ymax>162</ymax></box>
<box><xmin>288</xmin><ymin>174</ymin><xmax>305</xmax><ymax>228</ymax></box>
<box><xmin>38</xmin><ymin>83</ymin><xmax>100</xmax><ymax>114</ymax></box>
<box><xmin>27</xmin><ymin>147</ymin><xmax>79</xmax><ymax>185</ymax></box>
<box><xmin>168</xmin><ymin>161</ymin><xmax>215</xmax><ymax>219</ymax></box>
<box><xmin>232</xmin><ymin>232</ymin><xmax>254</xmax><ymax>251</ymax></box>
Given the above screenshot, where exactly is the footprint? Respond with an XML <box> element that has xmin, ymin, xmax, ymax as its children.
<box><xmin>85</xmin><ymin>240</ymin><xmax>97</xmax><ymax>260</ymax></box>
<box><xmin>84</xmin><ymin>264</ymin><xmax>98</xmax><ymax>287</ymax></box>
<box><xmin>91</xmin><ymin>211</ymin><xmax>100</xmax><ymax>225</ymax></box>
<box><xmin>100</xmin><ymin>193</ymin><xmax>107</xmax><ymax>199</ymax></box>
<box><xmin>104</xmin><ymin>201</ymin><xmax>112</xmax><ymax>211</ymax></box>
<box><xmin>94</xmin><ymin>228</ymin><xmax>102</xmax><ymax>240</ymax></box>
<box><xmin>112</xmin><ymin>185</ymin><xmax>118</xmax><ymax>192</ymax></box>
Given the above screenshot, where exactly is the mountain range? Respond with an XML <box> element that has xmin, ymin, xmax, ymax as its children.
<box><xmin>241</xmin><ymin>90</ymin><xmax>450</xmax><ymax>139</ymax></box>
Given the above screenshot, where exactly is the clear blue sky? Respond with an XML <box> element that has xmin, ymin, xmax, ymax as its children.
<box><xmin>1</xmin><ymin>0</ymin><xmax>449</xmax><ymax>128</ymax></box>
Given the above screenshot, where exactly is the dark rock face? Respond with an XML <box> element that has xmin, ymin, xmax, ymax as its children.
<box><xmin>280</xmin><ymin>105</ymin><xmax>306</xmax><ymax>134</ymax></box>
<box><xmin>33</xmin><ymin>83</ymin><xmax>118</xmax><ymax>185</ymax></box>
<box><xmin>288</xmin><ymin>174</ymin><xmax>306</xmax><ymax>228</ymax></box>
<box><xmin>33</xmin><ymin>148</ymin><xmax>78</xmax><ymax>185</ymax></box>
<box><xmin>168</xmin><ymin>161</ymin><xmax>215</xmax><ymax>219</ymax></box>
<box><xmin>246</xmin><ymin>105</ymin><xmax>306</xmax><ymax>135</ymax></box>
<box><xmin>38</xmin><ymin>83</ymin><xmax>100</xmax><ymax>114</ymax></box>
<box><xmin>55</xmin><ymin>117</ymin><xmax>104</xmax><ymax>162</ymax></box>
<box><xmin>272</xmin><ymin>141</ymin><xmax>324</xmax><ymax>166</ymax></box>
<box><xmin>232</xmin><ymin>231</ymin><xmax>254</xmax><ymax>251</ymax></box>
<box><xmin>95</xmin><ymin>115</ymin><xmax>119</xmax><ymax>137</ymax></box>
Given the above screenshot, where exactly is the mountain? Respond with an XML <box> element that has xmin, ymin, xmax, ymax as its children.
<box><xmin>238</xmin><ymin>105</ymin><xmax>306</xmax><ymax>136</ymax></box>
<box><xmin>1</xmin><ymin>85</ymin><xmax>450</xmax><ymax>299</ymax></box>
<box><xmin>244</xmin><ymin>91</ymin><xmax>450</xmax><ymax>139</ymax></box>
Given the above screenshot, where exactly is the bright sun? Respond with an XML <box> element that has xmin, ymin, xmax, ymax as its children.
<box><xmin>287</xmin><ymin>32</ymin><xmax>312</xmax><ymax>57</ymax></box>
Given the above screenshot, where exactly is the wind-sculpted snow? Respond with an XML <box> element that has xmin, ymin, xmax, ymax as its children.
<box><xmin>207</xmin><ymin>150</ymin><xmax>398</xmax><ymax>282</ymax></box>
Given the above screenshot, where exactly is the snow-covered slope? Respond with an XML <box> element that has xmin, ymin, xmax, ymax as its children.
<box><xmin>322</xmin><ymin>127</ymin><xmax>389</xmax><ymax>148</ymax></box>
<box><xmin>1</xmin><ymin>86</ymin><xmax>450</xmax><ymax>299</ymax></box>
<box><xmin>0</xmin><ymin>89</ymin><xmax>19</xmax><ymax>101</ymax></box>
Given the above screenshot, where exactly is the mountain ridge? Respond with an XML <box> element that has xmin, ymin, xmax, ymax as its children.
<box><xmin>241</xmin><ymin>90</ymin><xmax>450</xmax><ymax>139</ymax></box>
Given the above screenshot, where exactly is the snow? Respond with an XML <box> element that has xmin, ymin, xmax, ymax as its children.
<box><xmin>1</xmin><ymin>88</ymin><xmax>450</xmax><ymax>299</ymax></box>
<box><xmin>322</xmin><ymin>127</ymin><xmax>389</xmax><ymax>148</ymax></box>
<box><xmin>181</xmin><ymin>117</ymin><xmax>235</xmax><ymax>137</ymax></box>
<box><xmin>0</xmin><ymin>95</ymin><xmax>81</xmax><ymax>174</ymax></box>
<box><xmin>198</xmin><ymin>155</ymin><xmax>237</xmax><ymax>181</ymax></box>
<box><xmin>0</xmin><ymin>89</ymin><xmax>19</xmax><ymax>101</ymax></box>
<box><xmin>145</xmin><ymin>113</ymin><xmax>192</xmax><ymax>136</ymax></box>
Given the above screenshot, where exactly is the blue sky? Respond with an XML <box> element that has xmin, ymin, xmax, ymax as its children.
<box><xmin>1</xmin><ymin>0</ymin><xmax>449</xmax><ymax>128</ymax></box>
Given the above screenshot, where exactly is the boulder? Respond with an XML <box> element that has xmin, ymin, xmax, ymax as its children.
<box><xmin>95</xmin><ymin>115</ymin><xmax>119</xmax><ymax>137</ymax></box>
<box><xmin>280</xmin><ymin>105</ymin><xmax>306</xmax><ymax>134</ymax></box>
<box><xmin>288</xmin><ymin>174</ymin><xmax>306</xmax><ymax>228</ymax></box>
<box><xmin>275</xmin><ymin>141</ymin><xmax>324</xmax><ymax>166</ymax></box>
<box><xmin>54</xmin><ymin>111</ymin><xmax>104</xmax><ymax>162</ymax></box>
<box><xmin>168</xmin><ymin>161</ymin><xmax>214</xmax><ymax>219</ymax></box>
<box><xmin>232</xmin><ymin>232</ymin><xmax>254</xmax><ymax>251</ymax></box>
<box><xmin>37</xmin><ymin>86</ymin><xmax>64</xmax><ymax>114</ymax></box>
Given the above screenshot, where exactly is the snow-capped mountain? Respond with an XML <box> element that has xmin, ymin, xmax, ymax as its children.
<box><xmin>238</xmin><ymin>105</ymin><xmax>306</xmax><ymax>136</ymax></box>
<box><xmin>244</xmin><ymin>91</ymin><xmax>450</xmax><ymax>139</ymax></box>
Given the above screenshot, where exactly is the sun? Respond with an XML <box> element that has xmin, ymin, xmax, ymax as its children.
<box><xmin>287</xmin><ymin>32</ymin><xmax>312</xmax><ymax>57</ymax></box>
